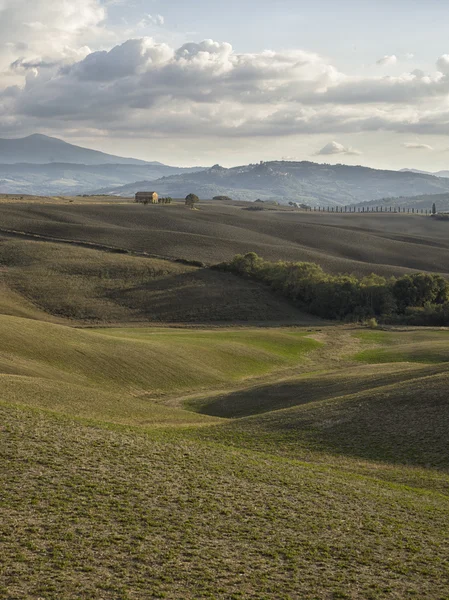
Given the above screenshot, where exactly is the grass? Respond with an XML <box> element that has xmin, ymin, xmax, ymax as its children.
<box><xmin>96</xmin><ymin>327</ymin><xmax>319</xmax><ymax>360</ymax></box>
<box><xmin>1</xmin><ymin>200</ymin><xmax>449</xmax><ymax>276</ymax></box>
<box><xmin>3</xmin><ymin>403</ymin><xmax>449</xmax><ymax>599</ymax></box>
<box><xmin>2</xmin><ymin>242</ymin><xmax>449</xmax><ymax>599</ymax></box>
<box><xmin>187</xmin><ymin>362</ymin><xmax>448</xmax><ymax>418</ymax></box>
<box><xmin>0</xmin><ymin>238</ymin><xmax>312</xmax><ymax>324</ymax></box>
<box><xmin>192</xmin><ymin>370</ymin><xmax>449</xmax><ymax>472</ymax></box>
<box><xmin>0</xmin><ymin>238</ymin><xmax>193</xmax><ymax>322</ymax></box>
<box><xmin>0</xmin><ymin>375</ymin><xmax>218</xmax><ymax>428</ymax></box>
<box><xmin>0</xmin><ymin>315</ymin><xmax>322</xmax><ymax>404</ymax></box>
<box><xmin>354</xmin><ymin>329</ymin><xmax>449</xmax><ymax>364</ymax></box>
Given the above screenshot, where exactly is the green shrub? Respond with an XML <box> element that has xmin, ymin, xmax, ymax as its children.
<box><xmin>366</xmin><ymin>317</ymin><xmax>378</xmax><ymax>329</ymax></box>
<box><xmin>222</xmin><ymin>252</ymin><xmax>449</xmax><ymax>324</ymax></box>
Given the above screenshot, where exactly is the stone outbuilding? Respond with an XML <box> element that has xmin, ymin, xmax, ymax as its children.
<box><xmin>135</xmin><ymin>191</ymin><xmax>158</xmax><ymax>204</ymax></box>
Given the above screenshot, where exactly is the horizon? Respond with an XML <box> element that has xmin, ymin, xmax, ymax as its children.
<box><xmin>1</xmin><ymin>1</ymin><xmax>449</xmax><ymax>169</ymax></box>
<box><xmin>0</xmin><ymin>132</ymin><xmax>446</xmax><ymax>174</ymax></box>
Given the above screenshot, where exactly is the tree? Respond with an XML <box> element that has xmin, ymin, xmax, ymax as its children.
<box><xmin>213</xmin><ymin>195</ymin><xmax>233</xmax><ymax>202</ymax></box>
<box><xmin>185</xmin><ymin>193</ymin><xmax>199</xmax><ymax>208</ymax></box>
<box><xmin>432</xmin><ymin>202</ymin><xmax>437</xmax><ymax>215</ymax></box>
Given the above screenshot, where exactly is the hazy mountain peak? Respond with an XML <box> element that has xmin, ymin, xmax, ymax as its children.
<box><xmin>0</xmin><ymin>134</ymin><xmax>152</xmax><ymax>166</ymax></box>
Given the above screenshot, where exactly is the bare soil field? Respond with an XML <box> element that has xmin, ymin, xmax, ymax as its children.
<box><xmin>0</xmin><ymin>238</ymin><xmax>314</xmax><ymax>324</ymax></box>
<box><xmin>0</xmin><ymin>200</ymin><xmax>448</xmax><ymax>276</ymax></box>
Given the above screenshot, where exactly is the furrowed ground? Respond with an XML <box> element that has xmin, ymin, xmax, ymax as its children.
<box><xmin>0</xmin><ymin>238</ymin><xmax>314</xmax><ymax>324</ymax></box>
<box><xmin>2</xmin><ymin>204</ymin><xmax>449</xmax><ymax>599</ymax></box>
<box><xmin>1</xmin><ymin>199</ymin><xmax>449</xmax><ymax>276</ymax></box>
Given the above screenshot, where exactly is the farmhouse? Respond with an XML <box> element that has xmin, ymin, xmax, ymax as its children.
<box><xmin>135</xmin><ymin>191</ymin><xmax>158</xmax><ymax>204</ymax></box>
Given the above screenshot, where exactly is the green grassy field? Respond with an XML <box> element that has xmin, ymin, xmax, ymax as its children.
<box><xmin>3</xmin><ymin>402</ymin><xmax>449</xmax><ymax>600</ymax></box>
<box><xmin>2</xmin><ymin>227</ymin><xmax>449</xmax><ymax>598</ymax></box>
<box><xmin>2</xmin><ymin>313</ymin><xmax>449</xmax><ymax>598</ymax></box>
<box><xmin>0</xmin><ymin>314</ymin><xmax>322</xmax><ymax>418</ymax></box>
<box><xmin>355</xmin><ymin>329</ymin><xmax>449</xmax><ymax>364</ymax></box>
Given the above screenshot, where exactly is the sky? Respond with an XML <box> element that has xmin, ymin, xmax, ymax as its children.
<box><xmin>2</xmin><ymin>0</ymin><xmax>449</xmax><ymax>169</ymax></box>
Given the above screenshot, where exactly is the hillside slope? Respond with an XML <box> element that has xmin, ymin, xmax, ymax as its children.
<box><xmin>4</xmin><ymin>402</ymin><xmax>449</xmax><ymax>599</ymax></box>
<box><xmin>0</xmin><ymin>238</ymin><xmax>313</xmax><ymax>324</ymax></box>
<box><xmin>2</xmin><ymin>276</ymin><xmax>449</xmax><ymax>598</ymax></box>
<box><xmin>1</xmin><ymin>202</ymin><xmax>449</xmax><ymax>277</ymax></box>
<box><xmin>203</xmin><ymin>370</ymin><xmax>449</xmax><ymax>470</ymax></box>
<box><xmin>99</xmin><ymin>160</ymin><xmax>449</xmax><ymax>205</ymax></box>
<box><xmin>0</xmin><ymin>134</ymin><xmax>152</xmax><ymax>165</ymax></box>
<box><xmin>0</xmin><ymin>162</ymin><xmax>205</xmax><ymax>195</ymax></box>
<box><xmin>354</xmin><ymin>191</ymin><xmax>449</xmax><ymax>212</ymax></box>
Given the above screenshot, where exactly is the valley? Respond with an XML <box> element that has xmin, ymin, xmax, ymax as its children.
<box><xmin>1</xmin><ymin>196</ymin><xmax>449</xmax><ymax>599</ymax></box>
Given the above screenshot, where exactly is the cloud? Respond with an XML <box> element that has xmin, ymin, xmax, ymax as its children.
<box><xmin>67</xmin><ymin>38</ymin><xmax>173</xmax><ymax>81</ymax></box>
<box><xmin>376</xmin><ymin>55</ymin><xmax>398</xmax><ymax>66</ymax></box>
<box><xmin>436</xmin><ymin>54</ymin><xmax>449</xmax><ymax>74</ymax></box>
<box><xmin>316</xmin><ymin>141</ymin><xmax>362</xmax><ymax>156</ymax></box>
<box><xmin>0</xmin><ymin>0</ymin><xmax>106</xmax><ymax>85</ymax></box>
<box><xmin>139</xmin><ymin>14</ymin><xmax>165</xmax><ymax>27</ymax></box>
<box><xmin>1</xmin><ymin>24</ymin><xmax>449</xmax><ymax>146</ymax></box>
<box><xmin>402</xmin><ymin>142</ymin><xmax>434</xmax><ymax>150</ymax></box>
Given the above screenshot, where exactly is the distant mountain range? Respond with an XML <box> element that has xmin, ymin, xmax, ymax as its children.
<box><xmin>400</xmin><ymin>168</ymin><xmax>449</xmax><ymax>178</ymax></box>
<box><xmin>0</xmin><ymin>163</ymin><xmax>206</xmax><ymax>196</ymax></box>
<box><xmin>98</xmin><ymin>161</ymin><xmax>449</xmax><ymax>206</ymax></box>
<box><xmin>0</xmin><ymin>135</ymin><xmax>205</xmax><ymax>195</ymax></box>
<box><xmin>2</xmin><ymin>136</ymin><xmax>449</xmax><ymax>203</ymax></box>
<box><xmin>0</xmin><ymin>134</ymin><xmax>154</xmax><ymax>165</ymax></box>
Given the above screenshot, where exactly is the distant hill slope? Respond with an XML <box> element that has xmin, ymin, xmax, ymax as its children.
<box><xmin>401</xmin><ymin>168</ymin><xmax>449</xmax><ymax>178</ymax></box>
<box><xmin>1</xmin><ymin>202</ymin><xmax>449</xmax><ymax>277</ymax></box>
<box><xmin>0</xmin><ymin>162</ymin><xmax>205</xmax><ymax>195</ymax></box>
<box><xmin>98</xmin><ymin>160</ymin><xmax>449</xmax><ymax>205</ymax></box>
<box><xmin>353</xmin><ymin>192</ymin><xmax>449</xmax><ymax>212</ymax></box>
<box><xmin>0</xmin><ymin>134</ymin><xmax>154</xmax><ymax>165</ymax></box>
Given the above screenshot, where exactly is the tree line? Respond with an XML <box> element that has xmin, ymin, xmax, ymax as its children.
<box><xmin>299</xmin><ymin>204</ymin><xmax>437</xmax><ymax>214</ymax></box>
<box><xmin>217</xmin><ymin>252</ymin><xmax>449</xmax><ymax>325</ymax></box>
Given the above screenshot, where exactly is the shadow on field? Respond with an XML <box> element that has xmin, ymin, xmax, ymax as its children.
<box><xmin>111</xmin><ymin>268</ymin><xmax>318</xmax><ymax>324</ymax></box>
<box><xmin>205</xmin><ymin>368</ymin><xmax>449</xmax><ymax>471</ymax></box>
<box><xmin>192</xmin><ymin>362</ymin><xmax>449</xmax><ymax>418</ymax></box>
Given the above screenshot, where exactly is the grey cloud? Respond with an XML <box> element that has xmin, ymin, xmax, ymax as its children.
<box><xmin>376</xmin><ymin>55</ymin><xmax>397</xmax><ymax>66</ymax></box>
<box><xmin>4</xmin><ymin>37</ymin><xmax>449</xmax><ymax>142</ymax></box>
<box><xmin>69</xmin><ymin>38</ymin><xmax>173</xmax><ymax>81</ymax></box>
<box><xmin>402</xmin><ymin>142</ymin><xmax>434</xmax><ymax>150</ymax></box>
<box><xmin>11</xmin><ymin>58</ymin><xmax>59</xmax><ymax>70</ymax></box>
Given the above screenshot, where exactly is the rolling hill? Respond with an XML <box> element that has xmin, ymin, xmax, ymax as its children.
<box><xmin>2</xmin><ymin>195</ymin><xmax>449</xmax><ymax>598</ymax></box>
<box><xmin>354</xmin><ymin>191</ymin><xmax>449</xmax><ymax>212</ymax></box>
<box><xmin>1</xmin><ymin>201</ymin><xmax>449</xmax><ymax>277</ymax></box>
<box><xmin>401</xmin><ymin>168</ymin><xmax>449</xmax><ymax>178</ymax></box>
<box><xmin>3</xmin><ymin>316</ymin><xmax>449</xmax><ymax>598</ymax></box>
<box><xmin>98</xmin><ymin>160</ymin><xmax>449</xmax><ymax>205</ymax></box>
<box><xmin>0</xmin><ymin>238</ymin><xmax>313</xmax><ymax>324</ymax></box>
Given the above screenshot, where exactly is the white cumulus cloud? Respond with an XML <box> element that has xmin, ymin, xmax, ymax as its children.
<box><xmin>138</xmin><ymin>14</ymin><xmax>165</xmax><ymax>28</ymax></box>
<box><xmin>2</xmin><ymin>20</ymin><xmax>449</xmax><ymax>148</ymax></box>
<box><xmin>315</xmin><ymin>141</ymin><xmax>362</xmax><ymax>156</ymax></box>
<box><xmin>376</xmin><ymin>55</ymin><xmax>398</xmax><ymax>66</ymax></box>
